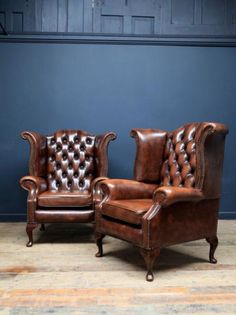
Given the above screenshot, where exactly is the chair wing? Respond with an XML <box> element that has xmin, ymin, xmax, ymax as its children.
<box><xmin>94</xmin><ymin>122</ymin><xmax>228</xmax><ymax>282</ymax></box>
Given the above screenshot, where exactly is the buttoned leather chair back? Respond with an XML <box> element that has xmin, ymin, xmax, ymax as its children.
<box><xmin>131</xmin><ymin>122</ymin><xmax>227</xmax><ymax>198</ymax></box>
<box><xmin>20</xmin><ymin>129</ymin><xmax>116</xmax><ymax>246</ymax></box>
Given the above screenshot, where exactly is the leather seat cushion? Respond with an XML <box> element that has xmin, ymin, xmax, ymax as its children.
<box><xmin>38</xmin><ymin>191</ymin><xmax>92</xmax><ymax>207</ymax></box>
<box><xmin>101</xmin><ymin>199</ymin><xmax>153</xmax><ymax>225</ymax></box>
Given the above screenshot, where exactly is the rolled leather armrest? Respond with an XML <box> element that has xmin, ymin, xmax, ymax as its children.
<box><xmin>153</xmin><ymin>186</ymin><xmax>204</xmax><ymax>207</ymax></box>
<box><xmin>99</xmin><ymin>179</ymin><xmax>157</xmax><ymax>200</ymax></box>
<box><xmin>91</xmin><ymin>176</ymin><xmax>109</xmax><ymax>203</ymax></box>
<box><xmin>20</xmin><ymin>176</ymin><xmax>47</xmax><ymax>194</ymax></box>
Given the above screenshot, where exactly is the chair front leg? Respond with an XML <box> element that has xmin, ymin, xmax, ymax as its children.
<box><xmin>26</xmin><ymin>198</ymin><xmax>38</xmax><ymax>247</ymax></box>
<box><xmin>206</xmin><ymin>236</ymin><xmax>218</xmax><ymax>264</ymax></box>
<box><xmin>139</xmin><ymin>247</ymin><xmax>160</xmax><ymax>282</ymax></box>
<box><xmin>26</xmin><ymin>223</ymin><xmax>38</xmax><ymax>247</ymax></box>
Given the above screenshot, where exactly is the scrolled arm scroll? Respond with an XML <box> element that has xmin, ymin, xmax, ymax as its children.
<box><xmin>153</xmin><ymin>186</ymin><xmax>204</xmax><ymax>207</ymax></box>
<box><xmin>91</xmin><ymin>176</ymin><xmax>109</xmax><ymax>205</ymax></box>
<box><xmin>98</xmin><ymin>179</ymin><xmax>157</xmax><ymax>201</ymax></box>
<box><xmin>20</xmin><ymin>176</ymin><xmax>47</xmax><ymax>225</ymax></box>
<box><xmin>20</xmin><ymin>176</ymin><xmax>47</xmax><ymax>200</ymax></box>
<box><xmin>142</xmin><ymin>186</ymin><xmax>204</xmax><ymax>226</ymax></box>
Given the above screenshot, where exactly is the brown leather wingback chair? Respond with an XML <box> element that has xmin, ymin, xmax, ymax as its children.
<box><xmin>94</xmin><ymin>122</ymin><xmax>228</xmax><ymax>281</ymax></box>
<box><xmin>20</xmin><ymin>130</ymin><xmax>116</xmax><ymax>247</ymax></box>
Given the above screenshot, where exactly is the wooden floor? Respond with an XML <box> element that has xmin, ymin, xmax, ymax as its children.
<box><xmin>0</xmin><ymin>221</ymin><xmax>236</xmax><ymax>314</ymax></box>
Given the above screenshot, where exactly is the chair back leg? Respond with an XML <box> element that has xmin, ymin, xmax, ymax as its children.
<box><xmin>95</xmin><ymin>232</ymin><xmax>105</xmax><ymax>257</ymax></box>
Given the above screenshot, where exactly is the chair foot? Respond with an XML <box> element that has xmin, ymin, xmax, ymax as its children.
<box><xmin>40</xmin><ymin>224</ymin><xmax>45</xmax><ymax>231</ymax></box>
<box><xmin>95</xmin><ymin>232</ymin><xmax>105</xmax><ymax>257</ymax></box>
<box><xmin>139</xmin><ymin>248</ymin><xmax>160</xmax><ymax>282</ymax></box>
<box><xmin>26</xmin><ymin>223</ymin><xmax>37</xmax><ymax>247</ymax></box>
<box><xmin>146</xmin><ymin>270</ymin><xmax>154</xmax><ymax>282</ymax></box>
<box><xmin>206</xmin><ymin>236</ymin><xmax>218</xmax><ymax>264</ymax></box>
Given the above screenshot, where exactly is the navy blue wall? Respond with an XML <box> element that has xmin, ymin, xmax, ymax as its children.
<box><xmin>0</xmin><ymin>43</ymin><xmax>235</xmax><ymax>220</ymax></box>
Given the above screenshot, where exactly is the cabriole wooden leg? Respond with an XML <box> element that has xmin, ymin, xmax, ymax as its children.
<box><xmin>206</xmin><ymin>236</ymin><xmax>218</xmax><ymax>264</ymax></box>
<box><xmin>139</xmin><ymin>248</ymin><xmax>160</xmax><ymax>282</ymax></box>
<box><xmin>26</xmin><ymin>223</ymin><xmax>37</xmax><ymax>247</ymax></box>
<box><xmin>95</xmin><ymin>232</ymin><xmax>105</xmax><ymax>257</ymax></box>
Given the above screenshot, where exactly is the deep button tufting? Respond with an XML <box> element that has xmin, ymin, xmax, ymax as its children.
<box><xmin>80</xmin><ymin>144</ymin><xmax>85</xmax><ymax>151</ymax></box>
<box><xmin>159</xmin><ymin>125</ymin><xmax>199</xmax><ymax>189</ymax></box>
<box><xmin>186</xmin><ymin>141</ymin><xmax>196</xmax><ymax>155</ymax></box>
<box><xmin>187</xmin><ymin>127</ymin><xmax>196</xmax><ymax>141</ymax></box>
<box><xmin>79</xmin><ymin>163</ymin><xmax>85</xmax><ymax>170</ymax></box>
<box><xmin>46</xmin><ymin>130</ymin><xmax>96</xmax><ymax>192</ymax></box>
<box><xmin>79</xmin><ymin>180</ymin><xmax>84</xmax><ymax>187</ymax></box>
<box><xmin>175</xmin><ymin>142</ymin><xmax>183</xmax><ymax>154</ymax></box>
<box><xmin>63</xmin><ymin>153</ymin><xmax>67</xmax><ymax>160</ymax></box>
<box><xmin>68</xmin><ymin>181</ymin><xmax>72</xmax><ymax>188</ymax></box>
<box><xmin>62</xmin><ymin>136</ymin><xmax>68</xmax><ymax>144</ymax></box>
<box><xmin>170</xmin><ymin>164</ymin><xmax>178</xmax><ymax>177</ymax></box>
<box><xmin>86</xmin><ymin>137</ymin><xmax>92</xmax><ymax>145</ymax></box>
<box><xmin>56</xmin><ymin>181</ymin><xmax>60</xmax><ymax>188</ymax></box>
<box><xmin>175</xmin><ymin>129</ymin><xmax>184</xmax><ymax>143</ymax></box>
<box><xmin>56</xmin><ymin>144</ymin><xmax>62</xmax><ymax>151</ymax></box>
<box><xmin>74</xmin><ymin>136</ymin><xmax>80</xmax><ymax>143</ymax></box>
<box><xmin>178</xmin><ymin>153</ymin><xmax>187</xmax><ymax>165</ymax></box>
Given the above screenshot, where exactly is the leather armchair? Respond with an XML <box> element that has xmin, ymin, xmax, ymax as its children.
<box><xmin>20</xmin><ymin>130</ymin><xmax>116</xmax><ymax>246</ymax></box>
<box><xmin>94</xmin><ymin>122</ymin><xmax>228</xmax><ymax>281</ymax></box>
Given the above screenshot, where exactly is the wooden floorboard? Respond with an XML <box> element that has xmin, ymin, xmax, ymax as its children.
<box><xmin>0</xmin><ymin>221</ymin><xmax>236</xmax><ymax>314</ymax></box>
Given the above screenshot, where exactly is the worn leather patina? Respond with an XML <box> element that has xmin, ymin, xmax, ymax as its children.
<box><xmin>20</xmin><ymin>129</ymin><xmax>116</xmax><ymax>247</ymax></box>
<box><xmin>94</xmin><ymin>122</ymin><xmax>228</xmax><ymax>281</ymax></box>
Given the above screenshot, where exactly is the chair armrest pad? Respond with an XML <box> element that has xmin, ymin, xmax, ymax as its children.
<box><xmin>20</xmin><ymin>176</ymin><xmax>47</xmax><ymax>194</ymax></box>
<box><xmin>153</xmin><ymin>186</ymin><xmax>204</xmax><ymax>207</ymax></box>
<box><xmin>91</xmin><ymin>177</ymin><xmax>109</xmax><ymax>203</ymax></box>
<box><xmin>99</xmin><ymin>179</ymin><xmax>157</xmax><ymax>200</ymax></box>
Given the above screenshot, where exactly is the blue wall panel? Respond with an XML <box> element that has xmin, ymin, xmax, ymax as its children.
<box><xmin>0</xmin><ymin>43</ymin><xmax>235</xmax><ymax>220</ymax></box>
